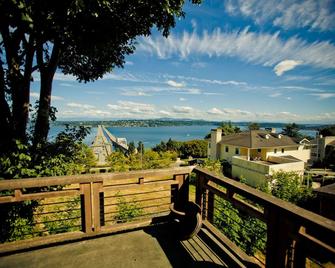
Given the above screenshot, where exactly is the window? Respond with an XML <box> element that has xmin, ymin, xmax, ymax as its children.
<box><xmin>257</xmin><ymin>149</ymin><xmax>261</xmax><ymax>153</ymax></box>
<box><xmin>274</xmin><ymin>149</ymin><xmax>277</xmax><ymax>153</ymax></box>
<box><xmin>235</xmin><ymin>148</ymin><xmax>240</xmax><ymax>155</ymax></box>
<box><xmin>208</xmin><ymin>143</ymin><xmax>211</xmax><ymax>148</ymax></box>
<box><xmin>281</xmin><ymin>148</ymin><xmax>285</xmax><ymax>153</ymax></box>
<box><xmin>225</xmin><ymin>146</ymin><xmax>229</xmax><ymax>153</ymax></box>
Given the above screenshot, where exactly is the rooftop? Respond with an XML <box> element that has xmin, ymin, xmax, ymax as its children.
<box><xmin>219</xmin><ymin>130</ymin><xmax>301</xmax><ymax>148</ymax></box>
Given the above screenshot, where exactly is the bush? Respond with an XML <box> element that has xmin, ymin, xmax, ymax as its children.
<box><xmin>115</xmin><ymin>195</ymin><xmax>143</xmax><ymax>223</ymax></box>
<box><xmin>107</xmin><ymin>150</ymin><xmax>177</xmax><ymax>171</ymax></box>
<box><xmin>0</xmin><ymin>126</ymin><xmax>95</xmax><ymax>242</ymax></box>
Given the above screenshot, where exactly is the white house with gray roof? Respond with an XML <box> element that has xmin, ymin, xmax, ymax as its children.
<box><xmin>208</xmin><ymin>128</ymin><xmax>313</xmax><ymax>186</ymax></box>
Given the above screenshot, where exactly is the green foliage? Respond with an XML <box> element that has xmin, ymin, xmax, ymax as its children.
<box><xmin>219</xmin><ymin>121</ymin><xmax>241</xmax><ymax>136</ymax></box>
<box><xmin>204</xmin><ymin>121</ymin><xmax>241</xmax><ymax>139</ymax></box>
<box><xmin>282</xmin><ymin>123</ymin><xmax>301</xmax><ymax>138</ymax></box>
<box><xmin>319</xmin><ymin>125</ymin><xmax>335</xmax><ymax>137</ymax></box>
<box><xmin>107</xmin><ymin>150</ymin><xmax>177</xmax><ymax>172</ymax></box>
<box><xmin>248</xmin><ymin>122</ymin><xmax>260</xmax><ymax>130</ymax></box>
<box><xmin>0</xmin><ymin>201</ymin><xmax>37</xmax><ymax>242</ymax></box>
<box><xmin>0</xmin><ymin>126</ymin><xmax>96</xmax><ymax>179</ymax></box>
<box><xmin>180</xmin><ymin>140</ymin><xmax>208</xmax><ymax>158</ymax></box>
<box><xmin>128</xmin><ymin>141</ymin><xmax>136</xmax><ymax>155</ymax></box>
<box><xmin>262</xmin><ymin>171</ymin><xmax>314</xmax><ymax>205</ymax></box>
<box><xmin>214</xmin><ymin>198</ymin><xmax>266</xmax><ymax>255</ymax></box>
<box><xmin>0</xmin><ymin>126</ymin><xmax>95</xmax><ymax>242</ymax></box>
<box><xmin>200</xmin><ymin>159</ymin><xmax>222</xmax><ymax>174</ymax></box>
<box><xmin>115</xmin><ymin>195</ymin><xmax>143</xmax><ymax>223</ymax></box>
<box><xmin>137</xmin><ymin>141</ymin><xmax>145</xmax><ymax>154</ymax></box>
<box><xmin>42</xmin><ymin>197</ymin><xmax>81</xmax><ymax>235</ymax></box>
<box><xmin>153</xmin><ymin>139</ymin><xmax>207</xmax><ymax>159</ymax></box>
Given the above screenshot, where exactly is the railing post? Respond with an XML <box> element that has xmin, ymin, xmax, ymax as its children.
<box><xmin>196</xmin><ymin>171</ymin><xmax>209</xmax><ymax>220</ymax></box>
<box><xmin>80</xmin><ymin>181</ymin><xmax>103</xmax><ymax>233</ymax></box>
<box><xmin>174</xmin><ymin>174</ymin><xmax>189</xmax><ymax>206</ymax></box>
<box><xmin>80</xmin><ymin>183</ymin><xmax>93</xmax><ymax>233</ymax></box>
<box><xmin>265</xmin><ymin>208</ymin><xmax>293</xmax><ymax>268</ymax></box>
<box><xmin>92</xmin><ymin>182</ymin><xmax>103</xmax><ymax>231</ymax></box>
<box><xmin>207</xmin><ymin>190</ymin><xmax>214</xmax><ymax>222</ymax></box>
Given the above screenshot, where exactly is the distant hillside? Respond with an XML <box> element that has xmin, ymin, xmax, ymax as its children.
<box><xmin>52</xmin><ymin>119</ymin><xmax>328</xmax><ymax>130</ymax></box>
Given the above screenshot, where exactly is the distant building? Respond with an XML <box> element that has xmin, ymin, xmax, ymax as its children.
<box><xmin>312</xmin><ymin>135</ymin><xmax>335</xmax><ymax>162</ymax></box>
<box><xmin>313</xmin><ymin>183</ymin><xmax>335</xmax><ymax>220</ymax></box>
<box><xmin>208</xmin><ymin>128</ymin><xmax>314</xmax><ymax>187</ymax></box>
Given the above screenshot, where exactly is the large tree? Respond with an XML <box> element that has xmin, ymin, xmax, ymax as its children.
<box><xmin>282</xmin><ymin>123</ymin><xmax>301</xmax><ymax>138</ymax></box>
<box><xmin>0</xmin><ymin>0</ymin><xmax>200</xmax><ymax>151</ymax></box>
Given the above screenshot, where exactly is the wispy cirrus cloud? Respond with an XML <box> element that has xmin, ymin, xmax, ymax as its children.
<box><xmin>163</xmin><ymin>74</ymin><xmax>248</xmax><ymax>86</ymax></box>
<box><xmin>138</xmin><ymin>28</ymin><xmax>335</xmax><ymax>70</ymax></box>
<box><xmin>166</xmin><ymin>80</ymin><xmax>185</xmax><ymax>88</ymax></box>
<box><xmin>309</xmin><ymin>93</ymin><xmax>335</xmax><ymax>100</ymax></box>
<box><xmin>273</xmin><ymin>60</ymin><xmax>303</xmax><ymax>76</ymax></box>
<box><xmin>224</xmin><ymin>0</ymin><xmax>335</xmax><ymax>32</ymax></box>
<box><xmin>67</xmin><ymin>102</ymin><xmax>95</xmax><ymax>109</ymax></box>
<box><xmin>107</xmin><ymin>101</ymin><xmax>155</xmax><ymax>114</ymax></box>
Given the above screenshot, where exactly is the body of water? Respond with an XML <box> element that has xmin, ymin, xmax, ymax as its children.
<box><xmin>49</xmin><ymin>125</ymin><xmax>318</xmax><ymax>148</ymax></box>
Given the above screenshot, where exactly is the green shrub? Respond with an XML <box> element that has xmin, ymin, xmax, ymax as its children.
<box><xmin>115</xmin><ymin>196</ymin><xmax>143</xmax><ymax>223</ymax></box>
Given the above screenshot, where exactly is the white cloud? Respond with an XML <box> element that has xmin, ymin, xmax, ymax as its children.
<box><xmin>67</xmin><ymin>102</ymin><xmax>95</xmax><ymax>109</ymax></box>
<box><xmin>85</xmin><ymin>91</ymin><xmax>105</xmax><ymax>95</ymax></box>
<box><xmin>107</xmin><ymin>101</ymin><xmax>155</xmax><ymax>114</ymax></box>
<box><xmin>138</xmin><ymin>28</ymin><xmax>335</xmax><ymax>70</ymax></box>
<box><xmin>269</xmin><ymin>92</ymin><xmax>282</xmax><ymax>97</ymax></box>
<box><xmin>207</xmin><ymin>108</ymin><xmax>224</xmax><ymax>115</ymax></box>
<box><xmin>191</xmin><ymin>62</ymin><xmax>207</xmax><ymax>68</ymax></box>
<box><xmin>59</xmin><ymin>109</ymin><xmax>111</xmax><ymax>118</ymax></box>
<box><xmin>30</xmin><ymin>92</ymin><xmax>64</xmax><ymax>101</ymax></box>
<box><xmin>164</xmin><ymin>74</ymin><xmax>248</xmax><ymax>86</ymax></box>
<box><xmin>52</xmin><ymin>95</ymin><xmax>64</xmax><ymax>101</ymax></box>
<box><xmin>125</xmin><ymin>61</ymin><xmax>134</xmax><ymax>66</ymax></box>
<box><xmin>179</xmin><ymin>97</ymin><xmax>186</xmax><ymax>101</ymax></box>
<box><xmin>172</xmin><ymin>106</ymin><xmax>195</xmax><ymax>114</ymax></box>
<box><xmin>121</xmin><ymin>91</ymin><xmax>151</xmax><ymax>96</ymax></box>
<box><xmin>30</xmin><ymin>92</ymin><xmax>39</xmax><ymax>98</ymax></box>
<box><xmin>59</xmin><ymin>83</ymin><xmax>75</xmax><ymax>87</ymax></box>
<box><xmin>274</xmin><ymin>60</ymin><xmax>303</xmax><ymax>76</ymax></box>
<box><xmin>310</xmin><ymin>93</ymin><xmax>335</xmax><ymax>100</ymax></box>
<box><xmin>166</xmin><ymin>80</ymin><xmax>185</xmax><ymax>88</ymax></box>
<box><xmin>224</xmin><ymin>0</ymin><xmax>335</xmax><ymax>32</ymax></box>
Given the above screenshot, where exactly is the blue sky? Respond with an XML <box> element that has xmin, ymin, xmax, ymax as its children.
<box><xmin>31</xmin><ymin>0</ymin><xmax>335</xmax><ymax>123</ymax></box>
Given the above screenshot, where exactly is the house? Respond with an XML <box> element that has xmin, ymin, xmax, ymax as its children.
<box><xmin>208</xmin><ymin>128</ymin><xmax>313</xmax><ymax>187</ymax></box>
<box><xmin>312</xmin><ymin>134</ymin><xmax>335</xmax><ymax>162</ymax></box>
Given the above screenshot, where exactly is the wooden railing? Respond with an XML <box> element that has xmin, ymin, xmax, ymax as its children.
<box><xmin>0</xmin><ymin>166</ymin><xmax>193</xmax><ymax>254</ymax></box>
<box><xmin>194</xmin><ymin>167</ymin><xmax>335</xmax><ymax>268</ymax></box>
<box><xmin>1</xmin><ymin>165</ymin><xmax>334</xmax><ymax>268</ymax></box>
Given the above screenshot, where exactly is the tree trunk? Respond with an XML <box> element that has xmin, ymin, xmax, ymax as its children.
<box><xmin>1</xmin><ymin>27</ymin><xmax>33</xmax><ymax>144</ymax></box>
<box><xmin>0</xmin><ymin>61</ymin><xmax>13</xmax><ymax>152</ymax></box>
<box><xmin>33</xmin><ymin>41</ymin><xmax>61</xmax><ymax>145</ymax></box>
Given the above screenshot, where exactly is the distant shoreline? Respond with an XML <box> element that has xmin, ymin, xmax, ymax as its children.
<box><xmin>52</xmin><ymin>119</ymin><xmax>331</xmax><ymax>130</ymax></box>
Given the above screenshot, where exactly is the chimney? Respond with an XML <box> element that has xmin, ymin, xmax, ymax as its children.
<box><xmin>210</xmin><ymin>128</ymin><xmax>222</xmax><ymax>160</ymax></box>
<box><xmin>265</xmin><ymin>127</ymin><xmax>276</xmax><ymax>133</ymax></box>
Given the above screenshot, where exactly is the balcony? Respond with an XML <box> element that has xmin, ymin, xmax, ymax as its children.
<box><xmin>0</xmin><ymin>166</ymin><xmax>334</xmax><ymax>267</ymax></box>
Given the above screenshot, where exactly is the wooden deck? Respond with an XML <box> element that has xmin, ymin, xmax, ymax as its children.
<box><xmin>0</xmin><ymin>226</ymin><xmax>227</xmax><ymax>268</ymax></box>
